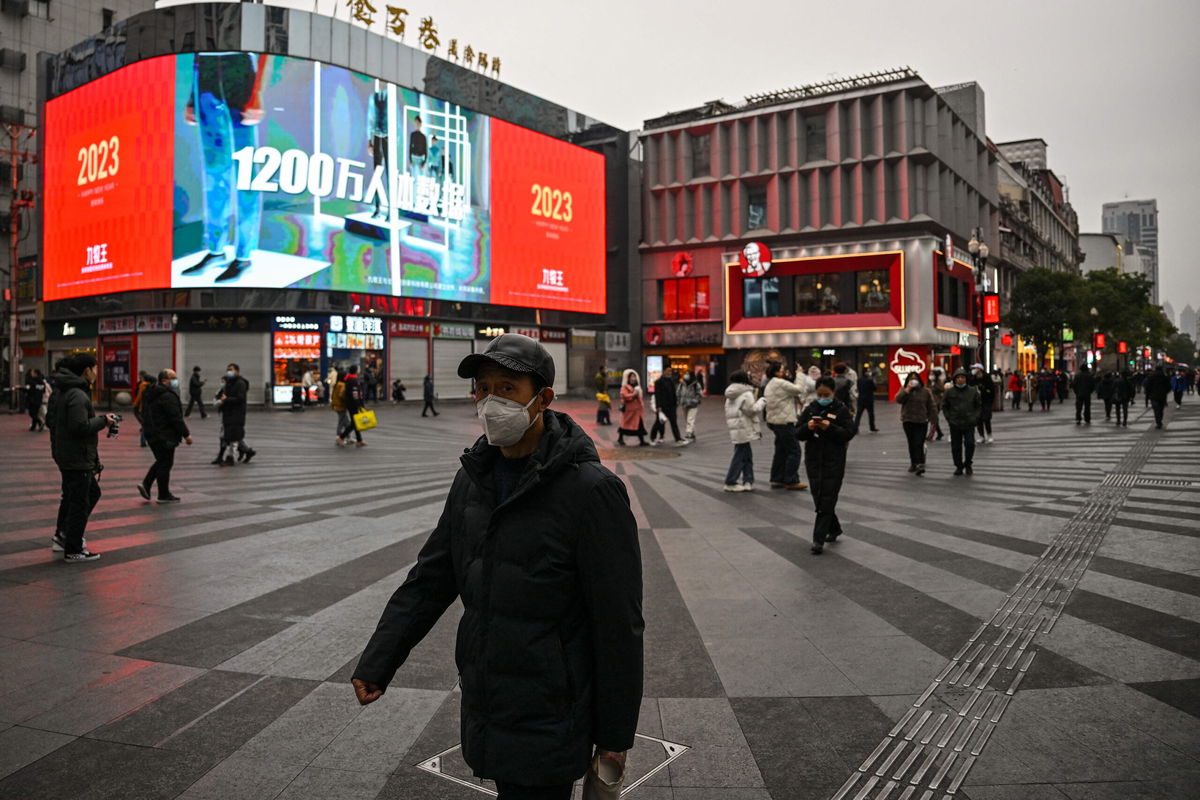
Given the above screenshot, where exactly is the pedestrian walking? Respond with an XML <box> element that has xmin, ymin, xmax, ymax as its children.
<box><xmin>301</xmin><ymin>369</ymin><xmax>316</xmax><ymax>406</ymax></box>
<box><xmin>1171</xmin><ymin>370</ymin><xmax>1187</xmax><ymax>408</ymax></box>
<box><xmin>1037</xmin><ymin>371</ymin><xmax>1056</xmax><ymax>411</ymax></box>
<box><xmin>364</xmin><ymin>363</ymin><xmax>379</xmax><ymax>404</ymax></box>
<box><xmin>340</xmin><ymin>365</ymin><xmax>367</xmax><ymax>446</ymax></box>
<box><xmin>216</xmin><ymin>363</ymin><xmax>255</xmax><ymax>464</ymax></box>
<box><xmin>616</xmin><ymin>369</ymin><xmax>647</xmax><ymax>446</ymax></box>
<box><xmin>46</xmin><ymin>354</ymin><xmax>117</xmax><ymax>562</ymax></box>
<box><xmin>331</xmin><ymin>370</ymin><xmax>350</xmax><ymax>446</ymax></box>
<box><xmin>352</xmin><ymin>333</ymin><xmax>643</xmax><ymax>800</ymax></box>
<box><xmin>969</xmin><ymin>364</ymin><xmax>995</xmax><ymax>442</ymax></box>
<box><xmin>1098</xmin><ymin>371</ymin><xmax>1115</xmax><ymax>421</ymax></box>
<box><xmin>594</xmin><ymin>367</ymin><xmax>611</xmax><ymax>426</ymax></box>
<box><xmin>854</xmin><ymin>369</ymin><xmax>880</xmax><ymax>432</ymax></box>
<box><xmin>833</xmin><ymin>363</ymin><xmax>856</xmax><ymax>413</ymax></box>
<box><xmin>679</xmin><ymin>370</ymin><xmax>702</xmax><ymax>440</ymax></box>
<box><xmin>723</xmin><ymin>370</ymin><xmax>767</xmax><ymax>491</ymax></box>
<box><xmin>653</xmin><ymin>368</ymin><xmax>687</xmax><ymax>446</ymax></box>
<box><xmin>1072</xmin><ymin>364</ymin><xmax>1095</xmax><ymax>425</ymax></box>
<box><xmin>1145</xmin><ymin>365</ymin><xmax>1171</xmax><ymax>428</ymax></box>
<box><xmin>943</xmin><ymin>368</ymin><xmax>982</xmax><ymax>476</ymax></box>
<box><xmin>325</xmin><ymin>366</ymin><xmax>338</xmax><ymax>405</ymax></box>
<box><xmin>896</xmin><ymin>372</ymin><xmax>935</xmax><ymax>475</ymax></box>
<box><xmin>185</xmin><ymin>366</ymin><xmax>208</xmax><ymax>418</ymax></box>
<box><xmin>1007</xmin><ymin>371</ymin><xmax>1023</xmax><ymax>410</ymax></box>
<box><xmin>1056</xmin><ymin>371</ymin><xmax>1069</xmax><ymax>404</ymax></box>
<box><xmin>24</xmin><ymin>368</ymin><xmax>47</xmax><ymax>431</ymax></box>
<box><xmin>421</xmin><ymin>374</ymin><xmax>439</xmax><ymax>416</ymax></box>
<box><xmin>1024</xmin><ymin>371</ymin><xmax>1037</xmax><ymax>412</ymax></box>
<box><xmin>132</xmin><ymin>370</ymin><xmax>153</xmax><ymax>447</ymax></box>
<box><xmin>763</xmin><ymin>361</ymin><xmax>809</xmax><ymax>490</ymax></box>
<box><xmin>138</xmin><ymin>369</ymin><xmax>192</xmax><ymax>504</ymax></box>
<box><xmin>927</xmin><ymin>367</ymin><xmax>947</xmax><ymax>440</ymax></box>
<box><xmin>797</xmin><ymin>377</ymin><xmax>857</xmax><ymax>554</ymax></box>
<box><xmin>1113</xmin><ymin>370</ymin><xmax>1133</xmax><ymax>427</ymax></box>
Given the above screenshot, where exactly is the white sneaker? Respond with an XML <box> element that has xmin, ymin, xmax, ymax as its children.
<box><xmin>739</xmin><ymin>483</ymin><xmax>754</xmax><ymax>492</ymax></box>
<box><xmin>986</xmin><ymin>436</ymin><xmax>995</xmax><ymax>443</ymax></box>
<box><xmin>649</xmin><ymin>440</ymin><xmax>660</xmax><ymax>447</ymax></box>
<box><xmin>674</xmin><ymin>439</ymin><xmax>691</xmax><ymax>447</ymax></box>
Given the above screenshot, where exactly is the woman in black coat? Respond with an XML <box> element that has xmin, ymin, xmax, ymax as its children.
<box><xmin>797</xmin><ymin>376</ymin><xmax>857</xmax><ymax>554</ymax></box>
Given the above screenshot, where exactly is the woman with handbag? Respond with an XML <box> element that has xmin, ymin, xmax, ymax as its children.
<box><xmin>616</xmin><ymin>369</ymin><xmax>647</xmax><ymax>446</ymax></box>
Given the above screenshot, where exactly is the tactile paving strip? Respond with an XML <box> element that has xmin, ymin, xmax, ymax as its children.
<box><xmin>829</xmin><ymin>437</ymin><xmax>1157</xmax><ymax>800</ymax></box>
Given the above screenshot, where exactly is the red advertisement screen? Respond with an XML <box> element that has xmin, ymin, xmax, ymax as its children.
<box><xmin>42</xmin><ymin>57</ymin><xmax>176</xmax><ymax>301</ymax></box>
<box><xmin>489</xmin><ymin>119</ymin><xmax>606</xmax><ymax>313</ymax></box>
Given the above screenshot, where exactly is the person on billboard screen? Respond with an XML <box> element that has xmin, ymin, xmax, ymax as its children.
<box><xmin>351</xmin><ymin>334</ymin><xmax>643</xmax><ymax>800</ymax></box>
<box><xmin>366</xmin><ymin>88</ymin><xmax>389</xmax><ymax>218</ymax></box>
<box><xmin>181</xmin><ymin>53</ymin><xmax>268</xmax><ymax>283</ymax></box>
<box><xmin>408</xmin><ymin>113</ymin><xmax>428</xmax><ymax>175</ymax></box>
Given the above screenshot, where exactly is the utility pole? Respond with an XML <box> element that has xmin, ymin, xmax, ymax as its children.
<box><xmin>4</xmin><ymin>122</ymin><xmax>36</xmax><ymax>404</ymax></box>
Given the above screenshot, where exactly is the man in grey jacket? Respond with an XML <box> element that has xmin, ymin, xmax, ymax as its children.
<box><xmin>679</xmin><ymin>370</ymin><xmax>703</xmax><ymax>440</ymax></box>
<box><xmin>763</xmin><ymin>361</ymin><xmax>809</xmax><ymax>490</ymax></box>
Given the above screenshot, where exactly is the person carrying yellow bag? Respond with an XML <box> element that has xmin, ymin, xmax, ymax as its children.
<box><xmin>339</xmin><ymin>365</ymin><xmax>369</xmax><ymax>447</ymax></box>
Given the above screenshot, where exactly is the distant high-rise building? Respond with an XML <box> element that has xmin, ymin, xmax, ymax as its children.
<box><xmin>1162</xmin><ymin>301</ymin><xmax>1176</xmax><ymax>327</ymax></box>
<box><xmin>1102</xmin><ymin>199</ymin><xmax>1158</xmax><ymax>303</ymax></box>
<box><xmin>1181</xmin><ymin>304</ymin><xmax>1198</xmax><ymax>343</ymax></box>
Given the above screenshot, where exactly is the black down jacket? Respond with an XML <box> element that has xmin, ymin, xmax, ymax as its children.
<box><xmin>353</xmin><ymin>410</ymin><xmax>644</xmax><ymax>785</ymax></box>
<box><xmin>797</xmin><ymin>398</ymin><xmax>857</xmax><ymax>484</ymax></box>
<box><xmin>47</xmin><ymin>369</ymin><xmax>106</xmax><ymax>472</ymax></box>
<box><xmin>219</xmin><ymin>375</ymin><xmax>249</xmax><ymax>441</ymax></box>
<box><xmin>141</xmin><ymin>383</ymin><xmax>190</xmax><ymax>446</ymax></box>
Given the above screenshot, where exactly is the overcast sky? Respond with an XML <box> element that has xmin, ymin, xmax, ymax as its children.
<box><xmin>171</xmin><ymin>0</ymin><xmax>1200</xmax><ymax>324</ymax></box>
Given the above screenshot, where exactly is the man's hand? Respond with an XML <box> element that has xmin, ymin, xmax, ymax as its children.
<box><xmin>352</xmin><ymin>678</ymin><xmax>383</xmax><ymax>705</ymax></box>
<box><xmin>104</xmin><ymin>413</ymin><xmax>119</xmax><ymax>428</ymax></box>
<box><xmin>184</xmin><ymin>436</ymin><xmax>193</xmax><ymax>446</ymax></box>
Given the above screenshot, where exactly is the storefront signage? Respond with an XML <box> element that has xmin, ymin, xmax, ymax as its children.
<box><xmin>103</xmin><ymin>344</ymin><xmax>133</xmax><ymax>389</ymax></box>
<box><xmin>136</xmin><ymin>313</ymin><xmax>174</xmax><ymax>332</ymax></box>
<box><xmin>1001</xmin><ymin>332</ymin><xmax>1014</xmax><ymax>347</ymax></box>
<box><xmin>738</xmin><ymin>242</ymin><xmax>772</xmax><ymax>277</ymax></box>
<box><xmin>177</xmin><ymin>314</ymin><xmax>269</xmax><ymax>332</ymax></box>
<box><xmin>1061</xmin><ymin>326</ymin><xmax>1074</xmax><ymax>343</ymax></box>
<box><xmin>99</xmin><ymin>316</ymin><xmax>136</xmax><ymax>335</ymax></box>
<box><xmin>274</xmin><ymin>331</ymin><xmax>322</xmax><ymax>359</ymax></box>
<box><xmin>604</xmin><ymin>331</ymin><xmax>631</xmax><ymax>352</ymax></box>
<box><xmin>328</xmin><ymin>332</ymin><xmax>385</xmax><ymax>351</ymax></box>
<box><xmin>540</xmin><ymin>328</ymin><xmax>567</xmax><ymax>344</ymax></box>
<box><xmin>434</xmin><ymin>323</ymin><xmax>474</xmax><ymax>340</ymax></box>
<box><xmin>18</xmin><ymin>314</ymin><xmax>37</xmax><ymax>334</ymax></box>
<box><xmin>570</xmin><ymin>329</ymin><xmax>598</xmax><ymax>348</ymax></box>
<box><xmin>389</xmin><ymin>320</ymin><xmax>431</xmax><ymax>337</ymax></box>
<box><xmin>982</xmin><ymin>293</ymin><xmax>1000</xmax><ymax>325</ymax></box>
<box><xmin>274</xmin><ymin>316</ymin><xmax>322</xmax><ymax>331</ymax></box>
<box><xmin>478</xmin><ymin>326</ymin><xmax>507</xmax><ymax>339</ymax></box>
<box><xmin>644</xmin><ymin>323</ymin><xmax>723</xmax><ymax>348</ymax></box>
<box><xmin>52</xmin><ymin>319</ymin><xmax>98</xmax><ymax>339</ymax></box>
<box><xmin>511</xmin><ymin>327</ymin><xmax>540</xmax><ymax>339</ymax></box>
<box><xmin>957</xmin><ymin>332</ymin><xmax>972</xmax><ymax>347</ymax></box>
<box><xmin>331</xmin><ymin>315</ymin><xmax>383</xmax><ymax>335</ymax></box>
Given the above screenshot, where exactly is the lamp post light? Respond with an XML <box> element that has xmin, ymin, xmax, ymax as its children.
<box><xmin>968</xmin><ymin>228</ymin><xmax>992</xmax><ymax>372</ymax></box>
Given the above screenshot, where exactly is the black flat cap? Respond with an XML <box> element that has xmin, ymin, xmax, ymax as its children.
<box><xmin>458</xmin><ymin>333</ymin><xmax>555</xmax><ymax>387</ymax></box>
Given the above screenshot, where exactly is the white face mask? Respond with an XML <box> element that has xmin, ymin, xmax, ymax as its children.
<box><xmin>476</xmin><ymin>393</ymin><xmax>540</xmax><ymax>447</ymax></box>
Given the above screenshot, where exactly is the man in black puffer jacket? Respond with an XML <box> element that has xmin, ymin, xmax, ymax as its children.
<box><xmin>352</xmin><ymin>334</ymin><xmax>643</xmax><ymax>800</ymax></box>
<box><xmin>139</xmin><ymin>369</ymin><xmax>193</xmax><ymax>503</ymax></box>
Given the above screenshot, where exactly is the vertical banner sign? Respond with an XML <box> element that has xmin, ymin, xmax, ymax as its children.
<box><xmin>982</xmin><ymin>293</ymin><xmax>1000</xmax><ymax>325</ymax></box>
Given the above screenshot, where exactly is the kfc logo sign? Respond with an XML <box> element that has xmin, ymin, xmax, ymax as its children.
<box><xmin>672</xmin><ymin>252</ymin><xmax>694</xmax><ymax>278</ymax></box>
<box><xmin>738</xmin><ymin>242</ymin><xmax>771</xmax><ymax>277</ymax></box>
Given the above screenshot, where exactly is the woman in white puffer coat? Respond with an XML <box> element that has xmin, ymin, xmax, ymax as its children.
<box><xmin>723</xmin><ymin>369</ymin><xmax>768</xmax><ymax>492</ymax></box>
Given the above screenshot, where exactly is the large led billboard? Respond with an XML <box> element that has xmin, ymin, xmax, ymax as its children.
<box><xmin>43</xmin><ymin>53</ymin><xmax>606</xmax><ymax>313</ymax></box>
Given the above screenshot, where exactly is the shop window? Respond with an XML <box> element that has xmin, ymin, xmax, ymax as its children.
<box><xmin>857</xmin><ymin>269</ymin><xmax>891</xmax><ymax>311</ymax></box>
<box><xmin>937</xmin><ymin>272</ymin><xmax>971</xmax><ymax>319</ymax></box>
<box><xmin>660</xmin><ymin>277</ymin><xmax>711</xmax><ymax>321</ymax></box>
<box><xmin>690</xmin><ymin>133</ymin><xmax>711</xmax><ymax>178</ymax></box>
<box><xmin>804</xmin><ymin>113</ymin><xmax>826</xmax><ymax>162</ymax></box>
<box><xmin>795</xmin><ymin>272</ymin><xmax>842</xmax><ymax>314</ymax></box>
<box><xmin>745</xmin><ymin>183</ymin><xmax>767</xmax><ymax>231</ymax></box>
<box><xmin>743</xmin><ymin>277</ymin><xmax>780</xmax><ymax>318</ymax></box>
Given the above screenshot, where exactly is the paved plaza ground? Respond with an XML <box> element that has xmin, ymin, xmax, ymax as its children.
<box><xmin>0</xmin><ymin>392</ymin><xmax>1197</xmax><ymax>800</ymax></box>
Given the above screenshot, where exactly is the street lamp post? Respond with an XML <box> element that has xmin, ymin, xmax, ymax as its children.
<box><xmin>968</xmin><ymin>229</ymin><xmax>991</xmax><ymax>372</ymax></box>
<box><xmin>1089</xmin><ymin>306</ymin><xmax>1099</xmax><ymax>370</ymax></box>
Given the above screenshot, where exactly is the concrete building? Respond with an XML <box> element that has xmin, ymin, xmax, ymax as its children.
<box><xmin>1102</xmin><ymin>198</ymin><xmax>1158</xmax><ymax>303</ymax></box>
<box><xmin>21</xmin><ymin>2</ymin><xmax>638</xmax><ymax>404</ymax></box>
<box><xmin>1079</xmin><ymin>232</ymin><xmax>1129</xmax><ymax>274</ymax></box>
<box><xmin>638</xmin><ymin>68</ymin><xmax>1000</xmax><ymax>399</ymax></box>
<box><xmin>1162</xmin><ymin>300</ymin><xmax>1176</xmax><ymax>328</ymax></box>
<box><xmin>2</xmin><ymin>0</ymin><xmax>160</xmax><ymax>390</ymax></box>
<box><xmin>1180</xmin><ymin>304</ymin><xmax>1197</xmax><ymax>342</ymax></box>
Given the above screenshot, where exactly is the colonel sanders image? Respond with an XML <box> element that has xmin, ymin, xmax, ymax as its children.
<box><xmin>741</xmin><ymin>242</ymin><xmax>771</xmax><ymax>277</ymax></box>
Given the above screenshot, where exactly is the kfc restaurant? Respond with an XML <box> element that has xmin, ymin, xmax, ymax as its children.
<box><xmin>722</xmin><ymin>237</ymin><xmax>981</xmax><ymax>399</ymax></box>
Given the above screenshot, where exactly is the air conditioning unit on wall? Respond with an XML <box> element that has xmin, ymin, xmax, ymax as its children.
<box><xmin>0</xmin><ymin>105</ymin><xmax>25</xmax><ymax>125</ymax></box>
<box><xmin>0</xmin><ymin>49</ymin><xmax>26</xmax><ymax>71</ymax></box>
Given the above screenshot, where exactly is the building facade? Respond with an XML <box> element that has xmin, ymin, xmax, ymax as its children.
<box><xmin>639</xmin><ymin>69</ymin><xmax>998</xmax><ymax>399</ymax></box>
<box><xmin>1102</xmin><ymin>198</ymin><xmax>1159</xmax><ymax>304</ymax></box>
<box><xmin>21</xmin><ymin>2</ymin><xmax>638</xmax><ymax>404</ymax></box>
<box><xmin>2</xmin><ymin>0</ymin><xmax>160</xmax><ymax>393</ymax></box>
<box><xmin>991</xmin><ymin>138</ymin><xmax>1081</xmax><ymax>372</ymax></box>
